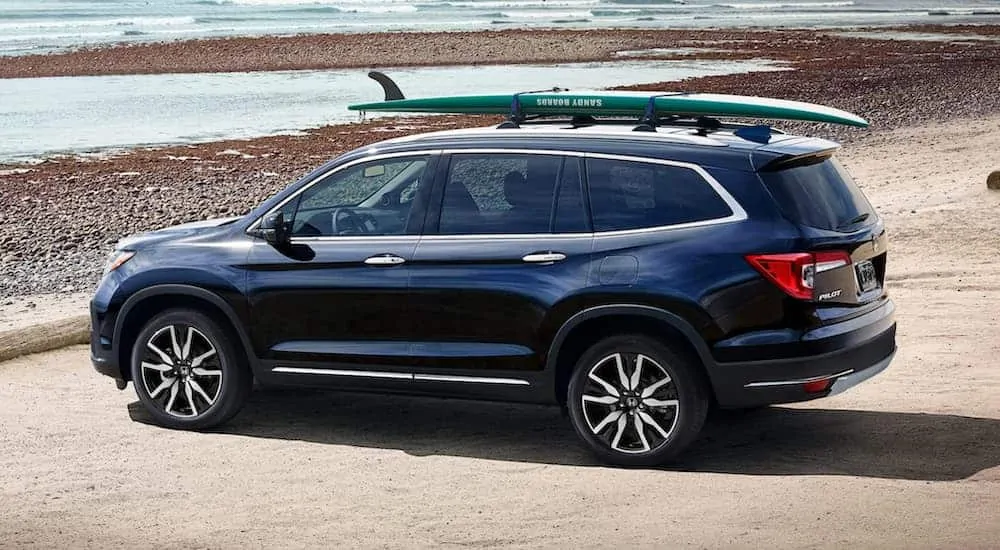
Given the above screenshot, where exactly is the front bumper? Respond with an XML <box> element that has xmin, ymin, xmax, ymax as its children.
<box><xmin>709</xmin><ymin>298</ymin><xmax>897</xmax><ymax>408</ymax></box>
<box><xmin>90</xmin><ymin>299</ymin><xmax>121</xmax><ymax>380</ymax></box>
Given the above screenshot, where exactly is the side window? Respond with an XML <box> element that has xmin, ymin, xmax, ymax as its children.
<box><xmin>586</xmin><ymin>158</ymin><xmax>733</xmax><ymax>232</ymax></box>
<box><xmin>288</xmin><ymin>156</ymin><xmax>429</xmax><ymax>237</ymax></box>
<box><xmin>437</xmin><ymin>153</ymin><xmax>563</xmax><ymax>235</ymax></box>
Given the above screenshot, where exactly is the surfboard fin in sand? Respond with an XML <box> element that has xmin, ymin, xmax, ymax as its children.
<box><xmin>367</xmin><ymin>71</ymin><xmax>405</xmax><ymax>101</ymax></box>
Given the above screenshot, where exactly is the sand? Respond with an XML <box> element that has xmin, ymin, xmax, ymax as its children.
<box><xmin>1</xmin><ymin>114</ymin><xmax>998</xmax><ymax>548</ymax></box>
<box><xmin>0</xmin><ymin>293</ymin><xmax>90</xmax><ymax>333</ymax></box>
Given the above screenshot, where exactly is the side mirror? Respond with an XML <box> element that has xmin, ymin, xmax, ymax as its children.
<box><xmin>256</xmin><ymin>212</ymin><xmax>289</xmax><ymax>247</ymax></box>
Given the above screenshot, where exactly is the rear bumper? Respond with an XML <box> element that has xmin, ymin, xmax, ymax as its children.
<box><xmin>709</xmin><ymin>298</ymin><xmax>897</xmax><ymax>408</ymax></box>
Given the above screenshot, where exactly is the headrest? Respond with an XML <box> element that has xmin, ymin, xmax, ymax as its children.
<box><xmin>503</xmin><ymin>171</ymin><xmax>530</xmax><ymax>208</ymax></box>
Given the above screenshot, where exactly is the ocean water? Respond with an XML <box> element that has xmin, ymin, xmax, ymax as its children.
<box><xmin>2</xmin><ymin>0</ymin><xmax>999</xmax><ymax>56</ymax></box>
<box><xmin>0</xmin><ymin>58</ymin><xmax>786</xmax><ymax>161</ymax></box>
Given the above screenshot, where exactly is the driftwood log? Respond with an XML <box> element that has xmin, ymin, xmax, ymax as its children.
<box><xmin>0</xmin><ymin>315</ymin><xmax>89</xmax><ymax>363</ymax></box>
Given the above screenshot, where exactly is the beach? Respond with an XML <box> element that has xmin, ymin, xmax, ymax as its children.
<box><xmin>3</xmin><ymin>112</ymin><xmax>1000</xmax><ymax>544</ymax></box>
<box><xmin>1</xmin><ymin>20</ymin><xmax>999</xmax><ymax>548</ymax></box>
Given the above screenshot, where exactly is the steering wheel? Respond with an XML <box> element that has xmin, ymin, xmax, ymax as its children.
<box><xmin>331</xmin><ymin>208</ymin><xmax>377</xmax><ymax>235</ymax></box>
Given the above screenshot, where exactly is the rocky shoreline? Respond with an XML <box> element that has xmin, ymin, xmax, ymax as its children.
<box><xmin>2</xmin><ymin>25</ymin><xmax>998</xmax><ymax>79</ymax></box>
<box><xmin>2</xmin><ymin>26</ymin><xmax>1000</xmax><ymax>298</ymax></box>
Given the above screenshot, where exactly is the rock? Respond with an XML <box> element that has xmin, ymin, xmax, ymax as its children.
<box><xmin>988</xmin><ymin>170</ymin><xmax>1000</xmax><ymax>190</ymax></box>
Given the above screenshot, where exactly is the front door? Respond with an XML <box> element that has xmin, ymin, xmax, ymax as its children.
<box><xmin>407</xmin><ymin>151</ymin><xmax>593</xmax><ymax>395</ymax></box>
<box><xmin>245</xmin><ymin>153</ymin><xmax>436</xmax><ymax>379</ymax></box>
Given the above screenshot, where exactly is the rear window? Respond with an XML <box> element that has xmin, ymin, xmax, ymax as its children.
<box><xmin>760</xmin><ymin>157</ymin><xmax>875</xmax><ymax>231</ymax></box>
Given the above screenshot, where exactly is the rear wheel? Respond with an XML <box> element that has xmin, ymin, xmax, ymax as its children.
<box><xmin>567</xmin><ymin>335</ymin><xmax>709</xmax><ymax>466</ymax></box>
<box><xmin>130</xmin><ymin>308</ymin><xmax>251</xmax><ymax>430</ymax></box>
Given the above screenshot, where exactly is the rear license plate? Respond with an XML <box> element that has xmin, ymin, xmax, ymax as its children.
<box><xmin>856</xmin><ymin>260</ymin><xmax>878</xmax><ymax>292</ymax></box>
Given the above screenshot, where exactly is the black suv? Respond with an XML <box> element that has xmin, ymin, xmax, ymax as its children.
<box><xmin>91</xmin><ymin>119</ymin><xmax>896</xmax><ymax>466</ymax></box>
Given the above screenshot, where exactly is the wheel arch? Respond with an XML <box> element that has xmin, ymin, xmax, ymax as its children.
<box><xmin>112</xmin><ymin>284</ymin><xmax>254</xmax><ymax>381</ymax></box>
<box><xmin>545</xmin><ymin>305</ymin><xmax>717</xmax><ymax>405</ymax></box>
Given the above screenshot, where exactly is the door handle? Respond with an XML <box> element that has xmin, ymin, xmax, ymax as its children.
<box><xmin>522</xmin><ymin>252</ymin><xmax>567</xmax><ymax>264</ymax></box>
<box><xmin>364</xmin><ymin>254</ymin><xmax>406</xmax><ymax>266</ymax></box>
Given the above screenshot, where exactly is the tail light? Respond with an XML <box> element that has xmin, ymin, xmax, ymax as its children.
<box><xmin>745</xmin><ymin>251</ymin><xmax>850</xmax><ymax>300</ymax></box>
<box><xmin>802</xmin><ymin>379</ymin><xmax>833</xmax><ymax>393</ymax></box>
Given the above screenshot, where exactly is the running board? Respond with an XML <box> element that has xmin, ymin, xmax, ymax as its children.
<box><xmin>271</xmin><ymin>366</ymin><xmax>530</xmax><ymax>386</ymax></box>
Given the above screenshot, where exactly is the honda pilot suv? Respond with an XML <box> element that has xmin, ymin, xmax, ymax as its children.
<box><xmin>91</xmin><ymin>114</ymin><xmax>896</xmax><ymax>466</ymax></box>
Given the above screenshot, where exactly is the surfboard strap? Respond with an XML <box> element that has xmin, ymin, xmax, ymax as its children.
<box><xmin>500</xmin><ymin>87</ymin><xmax>567</xmax><ymax>129</ymax></box>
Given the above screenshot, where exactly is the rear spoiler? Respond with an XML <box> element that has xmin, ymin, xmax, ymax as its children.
<box><xmin>758</xmin><ymin>148</ymin><xmax>839</xmax><ymax>172</ymax></box>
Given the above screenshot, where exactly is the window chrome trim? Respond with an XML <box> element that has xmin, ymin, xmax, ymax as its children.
<box><xmin>424</xmin><ymin>149</ymin><xmax>747</xmax><ymax>240</ymax></box>
<box><xmin>251</xmin><ymin>147</ymin><xmax>748</xmax><ymax>243</ymax></box>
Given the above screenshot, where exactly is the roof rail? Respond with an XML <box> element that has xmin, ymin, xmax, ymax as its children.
<box><xmin>515</xmin><ymin>115</ymin><xmax>784</xmax><ymax>136</ymax></box>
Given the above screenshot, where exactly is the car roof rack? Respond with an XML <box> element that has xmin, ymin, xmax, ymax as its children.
<box><xmin>516</xmin><ymin>114</ymin><xmax>783</xmax><ymax>136</ymax></box>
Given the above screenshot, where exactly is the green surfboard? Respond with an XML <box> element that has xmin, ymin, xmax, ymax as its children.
<box><xmin>348</xmin><ymin>90</ymin><xmax>868</xmax><ymax>128</ymax></box>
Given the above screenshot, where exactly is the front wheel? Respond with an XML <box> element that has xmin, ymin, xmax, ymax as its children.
<box><xmin>567</xmin><ymin>335</ymin><xmax>709</xmax><ymax>466</ymax></box>
<box><xmin>130</xmin><ymin>308</ymin><xmax>252</xmax><ymax>430</ymax></box>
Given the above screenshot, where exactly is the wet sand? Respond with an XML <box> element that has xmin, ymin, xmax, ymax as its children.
<box><xmin>2</xmin><ymin>26</ymin><xmax>999</xmax><ymax>79</ymax></box>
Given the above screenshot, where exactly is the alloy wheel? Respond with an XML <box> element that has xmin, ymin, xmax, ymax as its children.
<box><xmin>581</xmin><ymin>352</ymin><xmax>680</xmax><ymax>454</ymax></box>
<box><xmin>139</xmin><ymin>324</ymin><xmax>223</xmax><ymax>418</ymax></box>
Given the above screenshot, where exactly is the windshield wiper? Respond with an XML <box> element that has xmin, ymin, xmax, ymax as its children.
<box><xmin>837</xmin><ymin>212</ymin><xmax>870</xmax><ymax>230</ymax></box>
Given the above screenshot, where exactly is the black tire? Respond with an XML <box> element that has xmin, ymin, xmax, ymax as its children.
<box><xmin>567</xmin><ymin>334</ymin><xmax>709</xmax><ymax>467</ymax></box>
<box><xmin>130</xmin><ymin>308</ymin><xmax>252</xmax><ymax>430</ymax></box>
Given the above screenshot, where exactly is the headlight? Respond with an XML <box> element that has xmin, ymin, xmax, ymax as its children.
<box><xmin>103</xmin><ymin>250</ymin><xmax>136</xmax><ymax>275</ymax></box>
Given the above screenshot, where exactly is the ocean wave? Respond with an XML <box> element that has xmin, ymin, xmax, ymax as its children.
<box><xmin>496</xmin><ymin>10</ymin><xmax>594</xmax><ymax>20</ymax></box>
<box><xmin>197</xmin><ymin>0</ymin><xmax>416</xmax><ymax>10</ymax></box>
<box><xmin>287</xmin><ymin>6</ymin><xmax>344</xmax><ymax>14</ymax></box>
<box><xmin>713</xmin><ymin>1</ymin><xmax>855</xmax><ymax>9</ymax></box>
<box><xmin>194</xmin><ymin>16</ymin><xmax>254</xmax><ymax>23</ymax></box>
<box><xmin>4</xmin><ymin>0</ymin><xmax>997</xmax><ymax>56</ymax></box>
<box><xmin>428</xmin><ymin>1</ymin><xmax>607</xmax><ymax>8</ymax></box>
<box><xmin>606</xmin><ymin>0</ymin><xmax>688</xmax><ymax>4</ymax></box>
<box><xmin>592</xmin><ymin>9</ymin><xmax>680</xmax><ymax>17</ymax></box>
<box><xmin>0</xmin><ymin>16</ymin><xmax>197</xmax><ymax>31</ymax></box>
<box><xmin>928</xmin><ymin>8</ymin><xmax>1000</xmax><ymax>16</ymax></box>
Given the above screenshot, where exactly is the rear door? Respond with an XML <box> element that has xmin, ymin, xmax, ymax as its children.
<box><xmin>759</xmin><ymin>155</ymin><xmax>887</xmax><ymax>307</ymax></box>
<box><xmin>406</xmin><ymin>151</ymin><xmax>593</xmax><ymax>387</ymax></box>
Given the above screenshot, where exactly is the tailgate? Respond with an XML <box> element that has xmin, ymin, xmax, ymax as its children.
<box><xmin>759</xmin><ymin>153</ymin><xmax>886</xmax><ymax>306</ymax></box>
